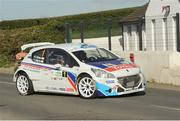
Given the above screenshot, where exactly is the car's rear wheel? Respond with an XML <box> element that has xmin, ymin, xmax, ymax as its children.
<box><xmin>78</xmin><ymin>75</ymin><xmax>96</xmax><ymax>99</ymax></box>
<box><xmin>16</xmin><ymin>73</ymin><xmax>34</xmax><ymax>96</ymax></box>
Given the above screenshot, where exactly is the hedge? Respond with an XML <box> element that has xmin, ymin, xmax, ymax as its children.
<box><xmin>0</xmin><ymin>7</ymin><xmax>138</xmax><ymax>30</ymax></box>
<box><xmin>0</xmin><ymin>20</ymin><xmax>65</xmax><ymax>67</ymax></box>
<box><xmin>0</xmin><ymin>6</ymin><xmax>142</xmax><ymax>67</ymax></box>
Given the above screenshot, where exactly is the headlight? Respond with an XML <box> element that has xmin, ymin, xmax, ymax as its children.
<box><xmin>91</xmin><ymin>68</ymin><xmax>115</xmax><ymax>78</ymax></box>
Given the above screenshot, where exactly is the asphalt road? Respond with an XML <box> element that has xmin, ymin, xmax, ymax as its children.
<box><xmin>0</xmin><ymin>74</ymin><xmax>180</xmax><ymax>120</ymax></box>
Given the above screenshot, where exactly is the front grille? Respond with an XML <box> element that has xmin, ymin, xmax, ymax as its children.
<box><xmin>117</xmin><ymin>74</ymin><xmax>141</xmax><ymax>88</ymax></box>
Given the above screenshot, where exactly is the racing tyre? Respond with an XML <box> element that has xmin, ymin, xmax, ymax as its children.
<box><xmin>16</xmin><ymin>73</ymin><xmax>34</xmax><ymax>96</ymax></box>
<box><xmin>78</xmin><ymin>75</ymin><xmax>96</xmax><ymax>99</ymax></box>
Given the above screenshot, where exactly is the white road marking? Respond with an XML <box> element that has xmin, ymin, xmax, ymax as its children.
<box><xmin>152</xmin><ymin>105</ymin><xmax>180</xmax><ymax>111</ymax></box>
<box><xmin>0</xmin><ymin>81</ymin><xmax>14</xmax><ymax>85</ymax></box>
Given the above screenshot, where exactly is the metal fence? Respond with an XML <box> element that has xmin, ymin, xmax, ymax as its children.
<box><xmin>63</xmin><ymin>13</ymin><xmax>180</xmax><ymax>52</ymax></box>
<box><xmin>64</xmin><ymin>18</ymin><xmax>122</xmax><ymax>51</ymax></box>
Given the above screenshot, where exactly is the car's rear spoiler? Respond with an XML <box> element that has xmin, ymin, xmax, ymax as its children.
<box><xmin>21</xmin><ymin>42</ymin><xmax>55</xmax><ymax>51</ymax></box>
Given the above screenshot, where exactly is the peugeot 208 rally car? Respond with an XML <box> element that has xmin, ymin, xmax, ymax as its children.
<box><xmin>13</xmin><ymin>42</ymin><xmax>146</xmax><ymax>98</ymax></box>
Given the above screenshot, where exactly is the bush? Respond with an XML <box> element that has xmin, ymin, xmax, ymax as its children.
<box><xmin>0</xmin><ymin>6</ymin><xmax>142</xmax><ymax>67</ymax></box>
<box><xmin>0</xmin><ymin>20</ymin><xmax>65</xmax><ymax>67</ymax></box>
<box><xmin>0</xmin><ymin>7</ymin><xmax>137</xmax><ymax>30</ymax></box>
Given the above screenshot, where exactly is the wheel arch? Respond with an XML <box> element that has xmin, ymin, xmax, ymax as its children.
<box><xmin>77</xmin><ymin>72</ymin><xmax>92</xmax><ymax>83</ymax></box>
<box><xmin>76</xmin><ymin>72</ymin><xmax>97</xmax><ymax>99</ymax></box>
<box><xmin>14</xmin><ymin>70</ymin><xmax>29</xmax><ymax>82</ymax></box>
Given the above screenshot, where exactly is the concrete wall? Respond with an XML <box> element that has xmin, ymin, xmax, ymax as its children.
<box><xmin>73</xmin><ymin>36</ymin><xmax>123</xmax><ymax>51</ymax></box>
<box><xmin>113</xmin><ymin>51</ymin><xmax>180</xmax><ymax>86</ymax></box>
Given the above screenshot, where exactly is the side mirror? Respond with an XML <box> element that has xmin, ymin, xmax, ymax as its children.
<box><xmin>54</xmin><ymin>64</ymin><xmax>62</xmax><ymax>70</ymax></box>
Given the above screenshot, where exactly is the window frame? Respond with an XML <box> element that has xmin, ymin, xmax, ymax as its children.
<box><xmin>31</xmin><ymin>49</ymin><xmax>46</xmax><ymax>64</ymax></box>
<box><xmin>45</xmin><ymin>48</ymin><xmax>79</xmax><ymax>68</ymax></box>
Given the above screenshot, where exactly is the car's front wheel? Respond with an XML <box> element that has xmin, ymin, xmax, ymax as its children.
<box><xmin>16</xmin><ymin>73</ymin><xmax>34</xmax><ymax>96</ymax></box>
<box><xmin>78</xmin><ymin>75</ymin><xmax>96</xmax><ymax>99</ymax></box>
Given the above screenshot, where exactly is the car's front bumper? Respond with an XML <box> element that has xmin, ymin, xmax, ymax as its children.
<box><xmin>95</xmin><ymin>76</ymin><xmax>146</xmax><ymax>97</ymax></box>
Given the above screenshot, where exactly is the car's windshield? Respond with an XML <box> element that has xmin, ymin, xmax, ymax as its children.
<box><xmin>72</xmin><ymin>48</ymin><xmax>119</xmax><ymax>63</ymax></box>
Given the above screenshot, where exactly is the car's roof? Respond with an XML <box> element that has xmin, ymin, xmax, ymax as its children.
<box><xmin>30</xmin><ymin>43</ymin><xmax>98</xmax><ymax>52</ymax></box>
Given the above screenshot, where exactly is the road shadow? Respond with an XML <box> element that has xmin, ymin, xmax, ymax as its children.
<box><xmin>97</xmin><ymin>91</ymin><xmax>146</xmax><ymax>99</ymax></box>
<box><xmin>0</xmin><ymin>104</ymin><xmax>7</xmax><ymax>107</ymax></box>
<box><xmin>34</xmin><ymin>92</ymin><xmax>78</xmax><ymax>98</ymax></box>
<box><xmin>33</xmin><ymin>91</ymin><xmax>146</xmax><ymax>100</ymax></box>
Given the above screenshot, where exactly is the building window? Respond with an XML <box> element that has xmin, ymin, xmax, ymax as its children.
<box><xmin>127</xmin><ymin>25</ymin><xmax>132</xmax><ymax>50</ymax></box>
<box><xmin>163</xmin><ymin>18</ymin><xmax>168</xmax><ymax>51</ymax></box>
<box><xmin>135</xmin><ymin>25</ymin><xmax>139</xmax><ymax>51</ymax></box>
<box><xmin>142</xmin><ymin>23</ymin><xmax>146</xmax><ymax>51</ymax></box>
<box><xmin>127</xmin><ymin>25</ymin><xmax>131</xmax><ymax>36</ymax></box>
<box><xmin>151</xmin><ymin>19</ymin><xmax>156</xmax><ymax>51</ymax></box>
<box><xmin>172</xmin><ymin>17</ymin><xmax>177</xmax><ymax>51</ymax></box>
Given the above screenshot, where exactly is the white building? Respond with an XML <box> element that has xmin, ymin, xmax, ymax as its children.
<box><xmin>120</xmin><ymin>0</ymin><xmax>180</xmax><ymax>52</ymax></box>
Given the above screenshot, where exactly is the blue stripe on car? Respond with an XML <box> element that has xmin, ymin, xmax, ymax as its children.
<box><xmin>67</xmin><ymin>72</ymin><xmax>77</xmax><ymax>83</ymax></box>
<box><xmin>88</xmin><ymin>59</ymin><xmax>126</xmax><ymax>69</ymax></box>
<box><xmin>96</xmin><ymin>82</ymin><xmax>119</xmax><ymax>96</ymax></box>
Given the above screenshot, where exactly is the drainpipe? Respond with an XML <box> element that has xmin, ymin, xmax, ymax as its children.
<box><xmin>176</xmin><ymin>13</ymin><xmax>180</xmax><ymax>52</ymax></box>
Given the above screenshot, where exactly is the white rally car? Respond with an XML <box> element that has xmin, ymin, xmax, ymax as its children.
<box><xmin>13</xmin><ymin>42</ymin><xmax>146</xmax><ymax>98</ymax></box>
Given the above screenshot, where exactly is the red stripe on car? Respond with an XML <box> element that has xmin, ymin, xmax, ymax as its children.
<box><xmin>105</xmin><ymin>64</ymin><xmax>137</xmax><ymax>72</ymax></box>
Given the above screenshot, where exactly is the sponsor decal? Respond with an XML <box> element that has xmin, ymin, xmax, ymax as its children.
<box><xmin>105</xmin><ymin>80</ymin><xmax>115</xmax><ymax>84</ymax></box>
<box><xmin>59</xmin><ymin>88</ymin><xmax>66</xmax><ymax>91</ymax></box>
<box><xmin>105</xmin><ymin>64</ymin><xmax>137</xmax><ymax>72</ymax></box>
<box><xmin>46</xmin><ymin>87</ymin><xmax>74</xmax><ymax>92</ymax></box>
<box><xmin>53</xmin><ymin>71</ymin><xmax>62</xmax><ymax>77</ymax></box>
<box><xmin>46</xmin><ymin>86</ymin><xmax>58</xmax><ymax>90</ymax></box>
<box><xmin>21</xmin><ymin>62</ymin><xmax>54</xmax><ymax>71</ymax></box>
<box><xmin>52</xmin><ymin>77</ymin><xmax>58</xmax><ymax>81</ymax></box>
<box><xmin>66</xmin><ymin>88</ymin><xmax>74</xmax><ymax>92</ymax></box>
<box><xmin>88</xmin><ymin>59</ymin><xmax>135</xmax><ymax>70</ymax></box>
<box><xmin>67</xmin><ymin>72</ymin><xmax>77</xmax><ymax>91</ymax></box>
<box><xmin>62</xmin><ymin>71</ymin><xmax>68</xmax><ymax>77</ymax></box>
<box><xmin>59</xmin><ymin>88</ymin><xmax>74</xmax><ymax>92</ymax></box>
<box><xmin>103</xmin><ymin>63</ymin><xmax>116</xmax><ymax>67</ymax></box>
<box><xmin>67</xmin><ymin>76</ymin><xmax>77</xmax><ymax>91</ymax></box>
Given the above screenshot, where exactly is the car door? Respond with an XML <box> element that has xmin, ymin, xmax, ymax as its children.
<box><xmin>29</xmin><ymin>49</ymin><xmax>52</xmax><ymax>90</ymax></box>
<box><xmin>41</xmin><ymin>48</ymin><xmax>80</xmax><ymax>95</ymax></box>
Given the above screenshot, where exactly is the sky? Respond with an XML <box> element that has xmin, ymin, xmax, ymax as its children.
<box><xmin>0</xmin><ymin>0</ymin><xmax>149</xmax><ymax>21</ymax></box>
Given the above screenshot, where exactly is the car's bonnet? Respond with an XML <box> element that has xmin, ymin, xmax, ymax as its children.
<box><xmin>88</xmin><ymin>59</ymin><xmax>140</xmax><ymax>77</ymax></box>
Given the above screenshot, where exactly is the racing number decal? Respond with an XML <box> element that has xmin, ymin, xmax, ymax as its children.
<box><xmin>62</xmin><ymin>71</ymin><xmax>77</xmax><ymax>91</ymax></box>
<box><xmin>62</xmin><ymin>71</ymin><xmax>67</xmax><ymax>77</ymax></box>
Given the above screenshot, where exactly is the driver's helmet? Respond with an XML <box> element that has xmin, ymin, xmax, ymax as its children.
<box><xmin>76</xmin><ymin>51</ymin><xmax>87</xmax><ymax>62</ymax></box>
<box><xmin>56</xmin><ymin>55</ymin><xmax>65</xmax><ymax>65</ymax></box>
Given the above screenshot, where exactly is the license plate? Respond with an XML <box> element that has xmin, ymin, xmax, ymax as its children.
<box><xmin>126</xmin><ymin>81</ymin><xmax>134</xmax><ymax>87</ymax></box>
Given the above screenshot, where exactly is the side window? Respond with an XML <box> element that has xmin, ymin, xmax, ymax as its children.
<box><xmin>69</xmin><ymin>55</ymin><xmax>79</xmax><ymax>68</ymax></box>
<box><xmin>46</xmin><ymin>48</ymin><xmax>66</xmax><ymax>65</ymax></box>
<box><xmin>46</xmin><ymin>48</ymin><xmax>79</xmax><ymax>68</ymax></box>
<box><xmin>32</xmin><ymin>49</ymin><xmax>46</xmax><ymax>63</ymax></box>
